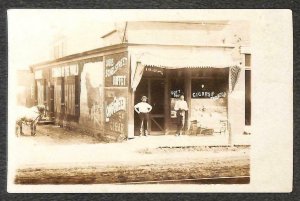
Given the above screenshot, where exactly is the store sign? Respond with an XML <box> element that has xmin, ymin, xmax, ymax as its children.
<box><xmin>170</xmin><ymin>89</ymin><xmax>183</xmax><ymax>98</ymax></box>
<box><xmin>104</xmin><ymin>88</ymin><xmax>128</xmax><ymax>136</ymax></box>
<box><xmin>105</xmin><ymin>57</ymin><xmax>127</xmax><ymax>77</ymax></box>
<box><xmin>192</xmin><ymin>91</ymin><xmax>215</xmax><ymax>98</ymax></box>
<box><xmin>192</xmin><ymin>91</ymin><xmax>227</xmax><ymax>99</ymax></box>
<box><xmin>105</xmin><ymin>52</ymin><xmax>128</xmax><ymax>87</ymax></box>
<box><xmin>106</xmin><ymin>97</ymin><xmax>126</xmax><ymax>120</ymax></box>
<box><xmin>144</xmin><ymin>66</ymin><xmax>164</xmax><ymax>76</ymax></box>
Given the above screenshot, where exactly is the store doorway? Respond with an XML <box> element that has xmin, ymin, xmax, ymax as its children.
<box><xmin>134</xmin><ymin>78</ymin><xmax>165</xmax><ymax>135</ymax></box>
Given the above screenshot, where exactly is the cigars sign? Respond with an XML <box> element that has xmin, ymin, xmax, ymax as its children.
<box><xmin>105</xmin><ymin>52</ymin><xmax>128</xmax><ymax>87</ymax></box>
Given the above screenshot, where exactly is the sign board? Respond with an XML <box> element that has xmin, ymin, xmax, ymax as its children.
<box><xmin>79</xmin><ymin>62</ymin><xmax>104</xmax><ymax>130</ymax></box>
<box><xmin>191</xmin><ymin>79</ymin><xmax>228</xmax><ymax>99</ymax></box>
<box><xmin>105</xmin><ymin>52</ymin><xmax>128</xmax><ymax>87</ymax></box>
<box><xmin>104</xmin><ymin>88</ymin><xmax>128</xmax><ymax>139</ymax></box>
<box><xmin>143</xmin><ymin>66</ymin><xmax>165</xmax><ymax>77</ymax></box>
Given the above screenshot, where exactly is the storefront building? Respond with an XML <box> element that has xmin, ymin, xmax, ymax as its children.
<box><xmin>30</xmin><ymin>21</ymin><xmax>250</xmax><ymax>142</ymax></box>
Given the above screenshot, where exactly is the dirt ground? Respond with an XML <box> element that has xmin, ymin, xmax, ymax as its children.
<box><xmin>13</xmin><ymin>125</ymin><xmax>250</xmax><ymax>184</ymax></box>
<box><xmin>17</xmin><ymin>124</ymin><xmax>99</xmax><ymax>144</ymax></box>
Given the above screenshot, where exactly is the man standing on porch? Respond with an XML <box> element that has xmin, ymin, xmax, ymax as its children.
<box><xmin>174</xmin><ymin>95</ymin><xmax>189</xmax><ymax>136</ymax></box>
<box><xmin>134</xmin><ymin>96</ymin><xmax>152</xmax><ymax>136</ymax></box>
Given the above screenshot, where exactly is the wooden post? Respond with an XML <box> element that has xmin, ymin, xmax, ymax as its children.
<box><xmin>127</xmin><ymin>88</ymin><xmax>135</xmax><ymax>139</ymax></box>
<box><xmin>228</xmin><ymin>68</ymin><xmax>233</xmax><ymax>147</ymax></box>
<box><xmin>185</xmin><ymin>70</ymin><xmax>191</xmax><ymax>133</ymax></box>
<box><xmin>164</xmin><ymin>70</ymin><xmax>169</xmax><ymax>135</ymax></box>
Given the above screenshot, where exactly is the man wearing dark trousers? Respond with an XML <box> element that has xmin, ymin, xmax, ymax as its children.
<box><xmin>134</xmin><ymin>96</ymin><xmax>152</xmax><ymax>136</ymax></box>
<box><xmin>174</xmin><ymin>95</ymin><xmax>188</xmax><ymax>136</ymax></box>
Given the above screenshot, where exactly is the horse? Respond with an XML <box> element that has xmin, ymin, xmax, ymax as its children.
<box><xmin>16</xmin><ymin>105</ymin><xmax>46</xmax><ymax>137</ymax></box>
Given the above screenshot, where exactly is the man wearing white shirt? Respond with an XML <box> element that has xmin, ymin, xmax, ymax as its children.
<box><xmin>134</xmin><ymin>96</ymin><xmax>152</xmax><ymax>136</ymax></box>
<box><xmin>174</xmin><ymin>95</ymin><xmax>188</xmax><ymax>136</ymax></box>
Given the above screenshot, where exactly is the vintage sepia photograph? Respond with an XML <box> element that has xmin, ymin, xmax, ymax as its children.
<box><xmin>7</xmin><ymin>10</ymin><xmax>292</xmax><ymax>193</ymax></box>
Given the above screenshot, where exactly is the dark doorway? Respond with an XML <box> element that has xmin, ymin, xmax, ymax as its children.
<box><xmin>134</xmin><ymin>78</ymin><xmax>165</xmax><ymax>135</ymax></box>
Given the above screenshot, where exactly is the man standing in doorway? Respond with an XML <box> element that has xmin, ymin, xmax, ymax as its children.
<box><xmin>174</xmin><ymin>95</ymin><xmax>188</xmax><ymax>136</ymax></box>
<box><xmin>134</xmin><ymin>96</ymin><xmax>152</xmax><ymax>136</ymax></box>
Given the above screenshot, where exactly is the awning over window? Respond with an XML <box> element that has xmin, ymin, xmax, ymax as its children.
<box><xmin>130</xmin><ymin>46</ymin><xmax>240</xmax><ymax>91</ymax></box>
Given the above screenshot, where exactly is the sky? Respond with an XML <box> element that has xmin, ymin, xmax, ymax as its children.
<box><xmin>8</xmin><ymin>10</ymin><xmax>116</xmax><ymax>70</ymax></box>
<box><xmin>8</xmin><ymin>9</ymin><xmax>252</xmax><ymax>70</ymax></box>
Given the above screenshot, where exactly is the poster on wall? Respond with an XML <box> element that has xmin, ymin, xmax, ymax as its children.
<box><xmin>79</xmin><ymin>61</ymin><xmax>104</xmax><ymax>130</ymax></box>
<box><xmin>105</xmin><ymin>52</ymin><xmax>128</xmax><ymax>87</ymax></box>
<box><xmin>104</xmin><ymin>88</ymin><xmax>127</xmax><ymax>141</ymax></box>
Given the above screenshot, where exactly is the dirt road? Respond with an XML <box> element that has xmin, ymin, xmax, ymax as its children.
<box><xmin>13</xmin><ymin>125</ymin><xmax>250</xmax><ymax>184</ymax></box>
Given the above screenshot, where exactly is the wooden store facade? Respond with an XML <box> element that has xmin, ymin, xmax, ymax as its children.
<box><xmin>30</xmin><ymin>40</ymin><xmax>249</xmax><ymax>142</ymax></box>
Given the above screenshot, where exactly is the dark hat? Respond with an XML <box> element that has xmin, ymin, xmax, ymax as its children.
<box><xmin>141</xmin><ymin>96</ymin><xmax>148</xmax><ymax>100</ymax></box>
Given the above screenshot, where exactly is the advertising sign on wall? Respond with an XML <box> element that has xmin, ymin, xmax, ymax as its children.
<box><xmin>79</xmin><ymin>61</ymin><xmax>104</xmax><ymax>131</ymax></box>
<box><xmin>104</xmin><ymin>88</ymin><xmax>128</xmax><ymax>141</ymax></box>
<box><xmin>105</xmin><ymin>52</ymin><xmax>128</xmax><ymax>87</ymax></box>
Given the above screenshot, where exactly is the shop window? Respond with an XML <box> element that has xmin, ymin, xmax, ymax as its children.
<box><xmin>245</xmin><ymin>54</ymin><xmax>251</xmax><ymax>67</ymax></box>
<box><xmin>245</xmin><ymin>70</ymin><xmax>251</xmax><ymax>125</ymax></box>
<box><xmin>191</xmin><ymin>78</ymin><xmax>228</xmax><ymax>99</ymax></box>
<box><xmin>190</xmin><ymin>77</ymin><xmax>228</xmax><ymax>130</ymax></box>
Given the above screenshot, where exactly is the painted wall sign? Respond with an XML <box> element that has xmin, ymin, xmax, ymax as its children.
<box><xmin>192</xmin><ymin>91</ymin><xmax>216</xmax><ymax>98</ymax></box>
<box><xmin>104</xmin><ymin>88</ymin><xmax>128</xmax><ymax>139</ymax></box>
<box><xmin>105</xmin><ymin>52</ymin><xmax>128</xmax><ymax>87</ymax></box>
<box><xmin>191</xmin><ymin>79</ymin><xmax>228</xmax><ymax>99</ymax></box>
<box><xmin>79</xmin><ymin>62</ymin><xmax>104</xmax><ymax>130</ymax></box>
<box><xmin>106</xmin><ymin>96</ymin><xmax>126</xmax><ymax>120</ymax></box>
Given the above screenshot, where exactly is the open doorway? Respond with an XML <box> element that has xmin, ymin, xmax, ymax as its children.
<box><xmin>134</xmin><ymin>78</ymin><xmax>165</xmax><ymax>135</ymax></box>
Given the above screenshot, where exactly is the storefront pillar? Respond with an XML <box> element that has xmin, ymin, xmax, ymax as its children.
<box><xmin>128</xmin><ymin>89</ymin><xmax>135</xmax><ymax>139</ymax></box>
<box><xmin>228</xmin><ymin>66</ymin><xmax>245</xmax><ymax>145</ymax></box>
<box><xmin>185</xmin><ymin>70</ymin><xmax>191</xmax><ymax>130</ymax></box>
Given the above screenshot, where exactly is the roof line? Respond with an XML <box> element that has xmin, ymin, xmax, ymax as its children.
<box><xmin>30</xmin><ymin>42</ymin><xmax>236</xmax><ymax>69</ymax></box>
<box><xmin>30</xmin><ymin>43</ymin><xmax>128</xmax><ymax>68</ymax></box>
